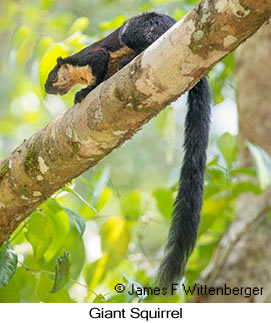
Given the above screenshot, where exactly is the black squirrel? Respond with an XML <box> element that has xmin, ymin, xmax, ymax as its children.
<box><xmin>45</xmin><ymin>12</ymin><xmax>211</xmax><ymax>286</ymax></box>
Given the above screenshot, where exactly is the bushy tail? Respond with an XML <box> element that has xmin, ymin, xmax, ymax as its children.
<box><xmin>158</xmin><ymin>77</ymin><xmax>211</xmax><ymax>287</ymax></box>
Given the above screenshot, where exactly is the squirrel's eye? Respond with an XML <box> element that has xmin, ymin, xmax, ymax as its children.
<box><xmin>50</xmin><ymin>73</ymin><xmax>57</xmax><ymax>82</ymax></box>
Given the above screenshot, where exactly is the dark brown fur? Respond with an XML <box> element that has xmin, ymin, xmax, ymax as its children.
<box><xmin>45</xmin><ymin>27</ymin><xmax>135</xmax><ymax>102</ymax></box>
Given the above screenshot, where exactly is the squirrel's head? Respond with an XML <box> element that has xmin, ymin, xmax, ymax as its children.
<box><xmin>45</xmin><ymin>56</ymin><xmax>95</xmax><ymax>96</ymax></box>
<box><xmin>45</xmin><ymin>57</ymin><xmax>75</xmax><ymax>95</ymax></box>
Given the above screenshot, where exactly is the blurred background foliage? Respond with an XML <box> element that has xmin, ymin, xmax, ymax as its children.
<box><xmin>0</xmin><ymin>0</ymin><xmax>268</xmax><ymax>303</ymax></box>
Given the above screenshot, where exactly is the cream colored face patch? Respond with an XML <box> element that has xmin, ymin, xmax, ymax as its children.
<box><xmin>68</xmin><ymin>64</ymin><xmax>96</xmax><ymax>85</ymax></box>
<box><xmin>52</xmin><ymin>64</ymin><xmax>97</xmax><ymax>94</ymax></box>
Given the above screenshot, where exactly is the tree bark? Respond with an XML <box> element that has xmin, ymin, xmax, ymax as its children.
<box><xmin>195</xmin><ymin>20</ymin><xmax>271</xmax><ymax>303</ymax></box>
<box><xmin>1</xmin><ymin>0</ymin><xmax>271</xmax><ymax>244</ymax></box>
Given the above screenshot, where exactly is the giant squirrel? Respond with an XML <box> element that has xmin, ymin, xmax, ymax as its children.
<box><xmin>45</xmin><ymin>12</ymin><xmax>211</xmax><ymax>286</ymax></box>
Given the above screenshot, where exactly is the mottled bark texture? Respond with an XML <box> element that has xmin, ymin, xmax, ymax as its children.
<box><xmin>196</xmin><ymin>20</ymin><xmax>271</xmax><ymax>303</ymax></box>
<box><xmin>1</xmin><ymin>0</ymin><xmax>271</xmax><ymax>244</ymax></box>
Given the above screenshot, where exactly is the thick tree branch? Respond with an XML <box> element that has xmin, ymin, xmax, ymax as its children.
<box><xmin>1</xmin><ymin>0</ymin><xmax>271</xmax><ymax>244</ymax></box>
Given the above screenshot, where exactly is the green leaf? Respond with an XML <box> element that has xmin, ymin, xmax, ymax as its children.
<box><xmin>207</xmin><ymin>155</ymin><xmax>219</xmax><ymax>167</ymax></box>
<box><xmin>62</xmin><ymin>186</ymin><xmax>98</xmax><ymax>215</ymax></box>
<box><xmin>39</xmin><ymin>43</ymin><xmax>69</xmax><ymax>90</ymax></box>
<box><xmin>70</xmin><ymin>17</ymin><xmax>89</xmax><ymax>34</ymax></box>
<box><xmin>64</xmin><ymin>207</ymin><xmax>86</xmax><ymax>237</ymax></box>
<box><xmin>218</xmin><ymin>133</ymin><xmax>237</xmax><ymax>169</ymax></box>
<box><xmin>230</xmin><ymin>167</ymin><xmax>257</xmax><ymax>177</ymax></box>
<box><xmin>153</xmin><ymin>188</ymin><xmax>174</xmax><ymax>219</ymax></box>
<box><xmin>41</xmin><ymin>199</ymin><xmax>70</xmax><ymax>261</ymax></box>
<box><xmin>99</xmin><ymin>15</ymin><xmax>126</xmax><ymax>31</ymax></box>
<box><xmin>37</xmin><ymin>273</ymin><xmax>74</xmax><ymax>302</ymax></box>
<box><xmin>0</xmin><ymin>246</ymin><xmax>18</xmax><ymax>288</ymax></box>
<box><xmin>0</xmin><ymin>272</ymin><xmax>20</xmax><ymax>302</ymax></box>
<box><xmin>101</xmin><ymin>217</ymin><xmax>129</xmax><ymax>258</ymax></box>
<box><xmin>50</xmin><ymin>250</ymin><xmax>71</xmax><ymax>293</ymax></box>
<box><xmin>92</xmin><ymin>167</ymin><xmax>110</xmax><ymax>203</ymax></box>
<box><xmin>16</xmin><ymin>31</ymin><xmax>37</xmax><ymax>65</ymax></box>
<box><xmin>231</xmin><ymin>182</ymin><xmax>262</xmax><ymax>198</ymax></box>
<box><xmin>25</xmin><ymin>212</ymin><xmax>53</xmax><ymax>260</ymax></box>
<box><xmin>5</xmin><ymin>267</ymin><xmax>38</xmax><ymax>302</ymax></box>
<box><xmin>199</xmin><ymin>198</ymin><xmax>228</xmax><ymax>235</ymax></box>
<box><xmin>121</xmin><ymin>191</ymin><xmax>141</xmax><ymax>219</ymax></box>
<box><xmin>96</xmin><ymin>187</ymin><xmax>113</xmax><ymax>211</ymax></box>
<box><xmin>62</xmin><ymin>228</ymin><xmax>85</xmax><ymax>279</ymax></box>
<box><xmin>247</xmin><ymin>141</ymin><xmax>271</xmax><ymax>189</ymax></box>
<box><xmin>35</xmin><ymin>36</ymin><xmax>53</xmax><ymax>59</ymax></box>
<box><xmin>84</xmin><ymin>254</ymin><xmax>108</xmax><ymax>290</ymax></box>
<box><xmin>13</xmin><ymin>25</ymin><xmax>31</xmax><ymax>48</ymax></box>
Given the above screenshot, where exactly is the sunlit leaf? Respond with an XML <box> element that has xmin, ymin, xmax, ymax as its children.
<box><xmin>153</xmin><ymin>188</ymin><xmax>174</xmax><ymax>219</ymax></box>
<box><xmin>64</xmin><ymin>207</ymin><xmax>86</xmax><ymax>237</ymax></box>
<box><xmin>37</xmin><ymin>273</ymin><xmax>74</xmax><ymax>302</ymax></box>
<box><xmin>139</xmin><ymin>2</ymin><xmax>153</xmax><ymax>11</ymax></box>
<box><xmin>230</xmin><ymin>167</ymin><xmax>257</xmax><ymax>177</ymax></box>
<box><xmin>99</xmin><ymin>15</ymin><xmax>126</xmax><ymax>31</ymax></box>
<box><xmin>207</xmin><ymin>155</ymin><xmax>219</xmax><ymax>167</ymax></box>
<box><xmin>42</xmin><ymin>0</ymin><xmax>54</xmax><ymax>9</ymax></box>
<box><xmin>218</xmin><ymin>133</ymin><xmax>237</xmax><ymax>169</ymax></box>
<box><xmin>84</xmin><ymin>253</ymin><xmax>109</xmax><ymax>290</ymax></box>
<box><xmin>65</xmin><ymin>32</ymin><xmax>87</xmax><ymax>49</ymax></box>
<box><xmin>101</xmin><ymin>216</ymin><xmax>129</xmax><ymax>258</ymax></box>
<box><xmin>0</xmin><ymin>273</ymin><xmax>20</xmax><ymax>302</ymax></box>
<box><xmin>173</xmin><ymin>8</ymin><xmax>186</xmax><ymax>20</ymax></box>
<box><xmin>42</xmin><ymin>199</ymin><xmax>70</xmax><ymax>261</ymax></box>
<box><xmin>96</xmin><ymin>187</ymin><xmax>113</xmax><ymax>211</ymax></box>
<box><xmin>0</xmin><ymin>246</ymin><xmax>18</xmax><ymax>288</ymax></box>
<box><xmin>13</xmin><ymin>26</ymin><xmax>31</xmax><ymax>48</ymax></box>
<box><xmin>92</xmin><ymin>167</ymin><xmax>110</xmax><ymax>203</ymax></box>
<box><xmin>35</xmin><ymin>36</ymin><xmax>53</xmax><ymax>59</ymax></box>
<box><xmin>231</xmin><ymin>182</ymin><xmax>262</xmax><ymax>197</ymax></box>
<box><xmin>121</xmin><ymin>191</ymin><xmax>141</xmax><ymax>219</ymax></box>
<box><xmin>62</xmin><ymin>228</ymin><xmax>85</xmax><ymax>279</ymax></box>
<box><xmin>247</xmin><ymin>141</ymin><xmax>271</xmax><ymax>189</ymax></box>
<box><xmin>50</xmin><ymin>250</ymin><xmax>71</xmax><ymax>293</ymax></box>
<box><xmin>199</xmin><ymin>198</ymin><xmax>228</xmax><ymax>235</ymax></box>
<box><xmin>39</xmin><ymin>43</ymin><xmax>69</xmax><ymax>90</ymax></box>
<box><xmin>25</xmin><ymin>212</ymin><xmax>54</xmax><ymax>260</ymax></box>
<box><xmin>17</xmin><ymin>33</ymin><xmax>37</xmax><ymax>65</ymax></box>
<box><xmin>62</xmin><ymin>186</ymin><xmax>98</xmax><ymax>215</ymax></box>
<box><xmin>70</xmin><ymin>17</ymin><xmax>89</xmax><ymax>34</ymax></box>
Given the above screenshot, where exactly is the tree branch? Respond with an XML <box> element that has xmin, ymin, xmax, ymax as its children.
<box><xmin>1</xmin><ymin>0</ymin><xmax>271</xmax><ymax>244</ymax></box>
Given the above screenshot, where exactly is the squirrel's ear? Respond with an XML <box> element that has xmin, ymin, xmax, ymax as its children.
<box><xmin>57</xmin><ymin>57</ymin><xmax>65</xmax><ymax>66</ymax></box>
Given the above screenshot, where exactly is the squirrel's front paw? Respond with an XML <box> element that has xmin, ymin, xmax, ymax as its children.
<box><xmin>74</xmin><ymin>90</ymin><xmax>87</xmax><ymax>104</ymax></box>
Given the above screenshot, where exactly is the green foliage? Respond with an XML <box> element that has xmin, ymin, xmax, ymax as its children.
<box><xmin>218</xmin><ymin>132</ymin><xmax>237</xmax><ymax>169</ymax></box>
<box><xmin>153</xmin><ymin>188</ymin><xmax>174</xmax><ymax>219</ymax></box>
<box><xmin>2</xmin><ymin>129</ymin><xmax>268</xmax><ymax>302</ymax></box>
<box><xmin>25</xmin><ymin>212</ymin><xmax>54</xmax><ymax>260</ymax></box>
<box><xmin>121</xmin><ymin>192</ymin><xmax>142</xmax><ymax>219</ymax></box>
<box><xmin>0</xmin><ymin>246</ymin><xmax>18</xmax><ymax>288</ymax></box>
<box><xmin>39</xmin><ymin>44</ymin><xmax>69</xmax><ymax>89</ymax></box>
<box><xmin>64</xmin><ymin>207</ymin><xmax>86</xmax><ymax>237</ymax></box>
<box><xmin>51</xmin><ymin>250</ymin><xmax>71</xmax><ymax>293</ymax></box>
